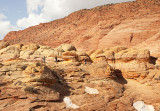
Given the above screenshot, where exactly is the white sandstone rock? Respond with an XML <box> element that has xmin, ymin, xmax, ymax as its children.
<box><xmin>85</xmin><ymin>86</ymin><xmax>99</xmax><ymax>94</ymax></box>
<box><xmin>133</xmin><ymin>101</ymin><xmax>155</xmax><ymax>111</ymax></box>
<box><xmin>63</xmin><ymin>97</ymin><xmax>79</xmax><ymax>109</ymax></box>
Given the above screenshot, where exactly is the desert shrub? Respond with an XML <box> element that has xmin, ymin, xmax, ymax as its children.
<box><xmin>30</xmin><ymin>73</ymin><xmax>36</xmax><ymax>77</ymax></box>
<box><xmin>24</xmin><ymin>86</ymin><xmax>38</xmax><ymax>94</ymax></box>
<box><xmin>33</xmin><ymin>68</ymin><xmax>39</xmax><ymax>72</ymax></box>
<box><xmin>35</xmin><ymin>62</ymin><xmax>41</xmax><ymax>66</ymax></box>
<box><xmin>21</xmin><ymin>65</ymin><xmax>27</xmax><ymax>70</ymax></box>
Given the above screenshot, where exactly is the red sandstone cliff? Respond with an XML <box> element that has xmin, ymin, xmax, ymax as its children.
<box><xmin>3</xmin><ymin>0</ymin><xmax>160</xmax><ymax>56</ymax></box>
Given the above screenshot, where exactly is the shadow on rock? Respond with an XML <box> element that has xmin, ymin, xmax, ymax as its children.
<box><xmin>149</xmin><ymin>56</ymin><xmax>158</xmax><ymax>65</ymax></box>
<box><xmin>114</xmin><ymin>69</ymin><xmax>127</xmax><ymax>84</ymax></box>
<box><xmin>50</xmin><ymin>69</ymin><xmax>71</xmax><ymax>102</ymax></box>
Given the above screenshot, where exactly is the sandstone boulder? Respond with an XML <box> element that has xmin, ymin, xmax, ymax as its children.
<box><xmin>109</xmin><ymin>46</ymin><xmax>127</xmax><ymax>53</ymax></box>
<box><xmin>12</xmin><ymin>44</ymin><xmax>23</xmax><ymax>49</ymax></box>
<box><xmin>0</xmin><ymin>42</ymin><xmax>9</xmax><ymax>50</ymax></box>
<box><xmin>0</xmin><ymin>58</ymin><xmax>62</xmax><ymax>110</ymax></box>
<box><xmin>77</xmin><ymin>51</ymin><xmax>92</xmax><ymax>63</ymax></box>
<box><xmin>24</xmin><ymin>62</ymin><xmax>56</xmax><ymax>84</ymax></box>
<box><xmin>87</xmin><ymin>47</ymin><xmax>151</xmax><ymax>80</ymax></box>
<box><xmin>57</xmin><ymin>44</ymin><xmax>76</xmax><ymax>52</ymax></box>
<box><xmin>114</xmin><ymin>49</ymin><xmax>150</xmax><ymax>79</ymax></box>
<box><xmin>62</xmin><ymin>51</ymin><xmax>78</xmax><ymax>62</ymax></box>
<box><xmin>94</xmin><ymin>47</ymin><xmax>127</xmax><ymax>62</ymax></box>
<box><xmin>22</xmin><ymin>44</ymin><xmax>40</xmax><ymax>51</ymax></box>
<box><xmin>20</xmin><ymin>50</ymin><xmax>35</xmax><ymax>59</ymax></box>
<box><xmin>86</xmin><ymin>49</ymin><xmax>96</xmax><ymax>56</ymax></box>
<box><xmin>89</xmin><ymin>49</ymin><xmax>104</xmax><ymax>61</ymax></box>
<box><xmin>156</xmin><ymin>57</ymin><xmax>160</xmax><ymax>66</ymax></box>
<box><xmin>0</xmin><ymin>45</ymin><xmax>20</xmax><ymax>61</ymax></box>
<box><xmin>0</xmin><ymin>59</ymin><xmax>57</xmax><ymax>87</ymax></box>
<box><xmin>115</xmin><ymin>48</ymin><xmax>150</xmax><ymax>62</ymax></box>
<box><xmin>37</xmin><ymin>46</ymin><xmax>63</xmax><ymax>57</ymax></box>
<box><xmin>81</xmin><ymin>61</ymin><xmax>114</xmax><ymax>78</ymax></box>
<box><xmin>0</xmin><ymin>45</ymin><xmax>20</xmax><ymax>55</ymax></box>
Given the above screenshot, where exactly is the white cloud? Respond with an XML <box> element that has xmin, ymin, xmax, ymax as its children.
<box><xmin>26</xmin><ymin>0</ymin><xmax>44</xmax><ymax>14</ymax></box>
<box><xmin>0</xmin><ymin>13</ymin><xmax>20</xmax><ymax>40</ymax></box>
<box><xmin>17</xmin><ymin>0</ymin><xmax>135</xmax><ymax>29</ymax></box>
<box><xmin>17</xmin><ymin>13</ymin><xmax>46</xmax><ymax>28</ymax></box>
<box><xmin>0</xmin><ymin>13</ymin><xmax>6</xmax><ymax>20</ymax></box>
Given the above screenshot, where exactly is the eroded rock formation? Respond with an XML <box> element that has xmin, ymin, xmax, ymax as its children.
<box><xmin>0</xmin><ymin>42</ymin><xmax>160</xmax><ymax>110</ymax></box>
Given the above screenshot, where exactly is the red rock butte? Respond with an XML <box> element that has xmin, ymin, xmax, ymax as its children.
<box><xmin>3</xmin><ymin>0</ymin><xmax>160</xmax><ymax>56</ymax></box>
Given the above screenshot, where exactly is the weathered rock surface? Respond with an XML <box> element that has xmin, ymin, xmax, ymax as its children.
<box><xmin>1</xmin><ymin>0</ymin><xmax>160</xmax><ymax>109</ymax></box>
<box><xmin>57</xmin><ymin>44</ymin><xmax>77</xmax><ymax>52</ymax></box>
<box><xmin>0</xmin><ymin>43</ymin><xmax>160</xmax><ymax>110</ymax></box>
<box><xmin>0</xmin><ymin>59</ymin><xmax>61</xmax><ymax>111</ymax></box>
<box><xmin>0</xmin><ymin>42</ymin><xmax>9</xmax><ymax>50</ymax></box>
<box><xmin>87</xmin><ymin>46</ymin><xmax>160</xmax><ymax>82</ymax></box>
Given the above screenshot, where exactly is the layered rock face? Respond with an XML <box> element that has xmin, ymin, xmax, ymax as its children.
<box><xmin>3</xmin><ymin>0</ymin><xmax>160</xmax><ymax>57</ymax></box>
<box><xmin>0</xmin><ymin>42</ymin><xmax>160</xmax><ymax>110</ymax></box>
<box><xmin>88</xmin><ymin>46</ymin><xmax>160</xmax><ymax>83</ymax></box>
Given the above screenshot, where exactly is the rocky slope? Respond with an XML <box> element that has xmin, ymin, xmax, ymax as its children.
<box><xmin>0</xmin><ymin>42</ymin><xmax>160</xmax><ymax>110</ymax></box>
<box><xmin>3</xmin><ymin>0</ymin><xmax>160</xmax><ymax>57</ymax></box>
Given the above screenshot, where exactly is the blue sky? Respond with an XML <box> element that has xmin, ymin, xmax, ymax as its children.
<box><xmin>0</xmin><ymin>0</ymin><xmax>27</xmax><ymax>26</ymax></box>
<box><xmin>0</xmin><ymin>0</ymin><xmax>134</xmax><ymax>40</ymax></box>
